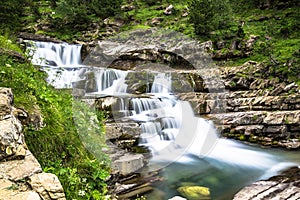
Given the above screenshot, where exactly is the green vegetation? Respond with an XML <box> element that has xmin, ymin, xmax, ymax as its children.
<box><xmin>0</xmin><ymin>35</ymin><xmax>111</xmax><ymax>200</ymax></box>
<box><xmin>0</xmin><ymin>0</ymin><xmax>299</xmax><ymax>199</ymax></box>
<box><xmin>188</xmin><ymin>0</ymin><xmax>232</xmax><ymax>39</ymax></box>
<box><xmin>54</xmin><ymin>0</ymin><xmax>122</xmax><ymax>29</ymax></box>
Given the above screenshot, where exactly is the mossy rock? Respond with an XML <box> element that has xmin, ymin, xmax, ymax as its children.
<box><xmin>177</xmin><ymin>186</ymin><xmax>211</xmax><ymax>200</ymax></box>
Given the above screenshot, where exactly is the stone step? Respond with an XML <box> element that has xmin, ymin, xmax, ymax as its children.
<box><xmin>178</xmin><ymin>92</ymin><xmax>300</xmax><ymax>114</ymax></box>
<box><xmin>206</xmin><ymin>110</ymin><xmax>300</xmax><ymax>149</ymax></box>
<box><xmin>208</xmin><ymin>110</ymin><xmax>300</xmax><ymax>126</ymax></box>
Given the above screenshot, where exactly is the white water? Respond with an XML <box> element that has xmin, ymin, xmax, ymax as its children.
<box><xmin>91</xmin><ymin>68</ymin><xmax>128</xmax><ymax>95</ymax></box>
<box><xmin>28</xmin><ymin>41</ymin><xmax>299</xmax><ymax>199</ymax></box>
<box><xmin>26</xmin><ymin>41</ymin><xmax>128</xmax><ymax>92</ymax></box>
<box><xmin>26</xmin><ymin>40</ymin><xmax>82</xmax><ymax>66</ymax></box>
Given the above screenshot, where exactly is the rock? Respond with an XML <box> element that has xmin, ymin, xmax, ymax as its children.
<box><xmin>0</xmin><ymin>189</ymin><xmax>41</xmax><ymax>200</ymax></box>
<box><xmin>264</xmin><ymin>110</ymin><xmax>300</xmax><ymax>125</ymax></box>
<box><xmin>0</xmin><ymin>151</ymin><xmax>42</xmax><ymax>181</ymax></box>
<box><xmin>182</xmin><ymin>9</ymin><xmax>188</xmax><ymax>17</ymax></box>
<box><xmin>233</xmin><ymin>166</ymin><xmax>300</xmax><ymax>200</ymax></box>
<box><xmin>23</xmin><ymin>105</ymin><xmax>44</xmax><ymax>131</ymax></box>
<box><xmin>29</xmin><ymin>173</ymin><xmax>66</xmax><ymax>200</ymax></box>
<box><xmin>164</xmin><ymin>5</ymin><xmax>174</xmax><ymax>15</ymax></box>
<box><xmin>0</xmin><ymin>87</ymin><xmax>66</xmax><ymax>200</ymax></box>
<box><xmin>284</xmin><ymin>82</ymin><xmax>297</xmax><ymax>91</ymax></box>
<box><xmin>151</xmin><ymin>17</ymin><xmax>164</xmax><ymax>25</ymax></box>
<box><xmin>201</xmin><ymin>41</ymin><xmax>213</xmax><ymax>52</ymax></box>
<box><xmin>113</xmin><ymin>154</ymin><xmax>144</xmax><ymax>175</ymax></box>
<box><xmin>105</xmin><ymin>123</ymin><xmax>124</xmax><ymax>140</ymax></box>
<box><xmin>121</xmin><ymin>5</ymin><xmax>136</xmax><ymax>11</ymax></box>
<box><xmin>0</xmin><ymin>88</ymin><xmax>13</xmax><ymax>119</ymax></box>
<box><xmin>245</xmin><ymin>35</ymin><xmax>259</xmax><ymax>50</ymax></box>
<box><xmin>177</xmin><ymin>186</ymin><xmax>211</xmax><ymax>200</ymax></box>
<box><xmin>270</xmin><ymin>84</ymin><xmax>284</xmax><ymax>96</ymax></box>
<box><xmin>169</xmin><ymin>196</ymin><xmax>187</xmax><ymax>200</ymax></box>
<box><xmin>19</xmin><ymin>32</ymin><xmax>63</xmax><ymax>43</ymax></box>
<box><xmin>264</xmin><ymin>125</ymin><xmax>287</xmax><ymax>134</ymax></box>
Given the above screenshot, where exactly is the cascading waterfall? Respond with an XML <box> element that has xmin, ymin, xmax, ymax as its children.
<box><xmin>92</xmin><ymin>68</ymin><xmax>128</xmax><ymax>95</ymax></box>
<box><xmin>151</xmin><ymin>72</ymin><xmax>172</xmax><ymax>93</ymax></box>
<box><xmin>26</xmin><ymin>40</ymin><xmax>83</xmax><ymax>88</ymax></box>
<box><xmin>26</xmin><ymin>41</ymin><xmax>128</xmax><ymax>93</ymax></box>
<box><xmin>26</xmin><ymin>40</ymin><xmax>82</xmax><ymax>66</ymax></box>
<box><xmin>27</xmin><ymin>41</ymin><xmax>299</xmax><ymax>199</ymax></box>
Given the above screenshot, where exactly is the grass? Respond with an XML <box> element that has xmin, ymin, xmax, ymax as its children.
<box><xmin>0</xmin><ymin>35</ymin><xmax>111</xmax><ymax>199</ymax></box>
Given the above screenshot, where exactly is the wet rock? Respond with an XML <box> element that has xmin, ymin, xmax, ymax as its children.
<box><xmin>19</xmin><ymin>32</ymin><xmax>62</xmax><ymax>43</ymax></box>
<box><xmin>177</xmin><ymin>186</ymin><xmax>211</xmax><ymax>200</ymax></box>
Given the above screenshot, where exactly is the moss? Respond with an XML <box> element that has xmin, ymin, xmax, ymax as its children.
<box><xmin>239</xmin><ymin>134</ymin><xmax>246</xmax><ymax>141</ymax></box>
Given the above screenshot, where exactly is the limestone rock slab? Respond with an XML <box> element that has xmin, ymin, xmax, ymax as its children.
<box><xmin>113</xmin><ymin>154</ymin><xmax>144</xmax><ymax>175</ymax></box>
<box><xmin>29</xmin><ymin>173</ymin><xmax>66</xmax><ymax>200</ymax></box>
<box><xmin>0</xmin><ymin>151</ymin><xmax>42</xmax><ymax>181</ymax></box>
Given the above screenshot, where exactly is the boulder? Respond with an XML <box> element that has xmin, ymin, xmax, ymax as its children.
<box><xmin>29</xmin><ymin>173</ymin><xmax>66</xmax><ymax>200</ymax></box>
<box><xmin>113</xmin><ymin>154</ymin><xmax>144</xmax><ymax>175</ymax></box>
<box><xmin>177</xmin><ymin>186</ymin><xmax>211</xmax><ymax>200</ymax></box>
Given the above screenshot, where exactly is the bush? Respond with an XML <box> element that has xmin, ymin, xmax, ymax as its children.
<box><xmin>0</xmin><ymin>0</ymin><xmax>24</xmax><ymax>33</ymax></box>
<box><xmin>54</xmin><ymin>0</ymin><xmax>122</xmax><ymax>29</ymax></box>
<box><xmin>188</xmin><ymin>0</ymin><xmax>233</xmax><ymax>38</ymax></box>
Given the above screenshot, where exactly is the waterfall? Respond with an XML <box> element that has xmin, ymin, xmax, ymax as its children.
<box><xmin>116</xmin><ymin>72</ymin><xmax>296</xmax><ymax>177</ymax></box>
<box><xmin>151</xmin><ymin>73</ymin><xmax>172</xmax><ymax>93</ymax></box>
<box><xmin>26</xmin><ymin>40</ymin><xmax>82</xmax><ymax>66</ymax></box>
<box><xmin>26</xmin><ymin>41</ymin><xmax>128</xmax><ymax>93</ymax></box>
<box><xmin>27</xmin><ymin>40</ymin><xmax>299</xmax><ymax>200</ymax></box>
<box><xmin>92</xmin><ymin>68</ymin><xmax>128</xmax><ymax>95</ymax></box>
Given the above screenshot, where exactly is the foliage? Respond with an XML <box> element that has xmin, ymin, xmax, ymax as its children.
<box><xmin>0</xmin><ymin>35</ymin><xmax>23</xmax><ymax>53</ymax></box>
<box><xmin>0</xmin><ymin>36</ymin><xmax>111</xmax><ymax>199</ymax></box>
<box><xmin>0</xmin><ymin>0</ymin><xmax>24</xmax><ymax>33</ymax></box>
<box><xmin>188</xmin><ymin>0</ymin><xmax>233</xmax><ymax>39</ymax></box>
<box><xmin>53</xmin><ymin>0</ymin><xmax>122</xmax><ymax>29</ymax></box>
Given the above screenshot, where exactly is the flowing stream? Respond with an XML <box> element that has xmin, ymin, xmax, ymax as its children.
<box><xmin>27</xmin><ymin>41</ymin><xmax>300</xmax><ymax>199</ymax></box>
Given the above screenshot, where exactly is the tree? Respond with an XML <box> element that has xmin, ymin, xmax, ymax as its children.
<box><xmin>54</xmin><ymin>0</ymin><xmax>122</xmax><ymax>29</ymax></box>
<box><xmin>0</xmin><ymin>0</ymin><xmax>24</xmax><ymax>33</ymax></box>
<box><xmin>188</xmin><ymin>0</ymin><xmax>232</xmax><ymax>38</ymax></box>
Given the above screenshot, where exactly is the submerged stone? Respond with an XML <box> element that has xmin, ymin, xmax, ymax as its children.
<box><xmin>177</xmin><ymin>186</ymin><xmax>211</xmax><ymax>200</ymax></box>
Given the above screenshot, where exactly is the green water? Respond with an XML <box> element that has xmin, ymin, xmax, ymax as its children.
<box><xmin>147</xmin><ymin>139</ymin><xmax>300</xmax><ymax>200</ymax></box>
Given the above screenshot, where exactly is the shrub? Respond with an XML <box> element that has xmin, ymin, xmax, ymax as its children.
<box><xmin>188</xmin><ymin>0</ymin><xmax>233</xmax><ymax>39</ymax></box>
<box><xmin>54</xmin><ymin>0</ymin><xmax>122</xmax><ymax>29</ymax></box>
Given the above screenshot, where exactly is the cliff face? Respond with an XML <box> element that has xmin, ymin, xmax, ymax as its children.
<box><xmin>0</xmin><ymin>87</ymin><xmax>66</xmax><ymax>200</ymax></box>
